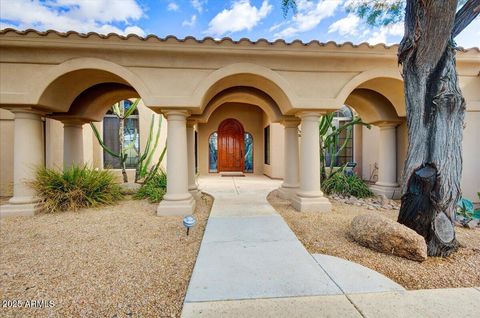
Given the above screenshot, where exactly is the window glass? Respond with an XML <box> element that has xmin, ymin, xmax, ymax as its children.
<box><xmin>264</xmin><ymin>126</ymin><xmax>270</xmax><ymax>165</ymax></box>
<box><xmin>209</xmin><ymin>132</ymin><xmax>218</xmax><ymax>172</ymax></box>
<box><xmin>244</xmin><ymin>132</ymin><xmax>253</xmax><ymax>173</ymax></box>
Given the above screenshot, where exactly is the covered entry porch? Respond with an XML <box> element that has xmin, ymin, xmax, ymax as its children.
<box><xmin>2</xmin><ymin>29</ymin><xmax>477</xmax><ymax>217</ymax></box>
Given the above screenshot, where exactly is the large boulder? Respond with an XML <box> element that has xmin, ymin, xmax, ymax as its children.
<box><xmin>349</xmin><ymin>214</ymin><xmax>427</xmax><ymax>262</ymax></box>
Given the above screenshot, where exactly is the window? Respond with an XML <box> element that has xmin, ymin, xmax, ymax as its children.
<box><xmin>208</xmin><ymin>132</ymin><xmax>218</xmax><ymax>173</ymax></box>
<box><xmin>264</xmin><ymin>125</ymin><xmax>270</xmax><ymax>165</ymax></box>
<box><xmin>103</xmin><ymin>100</ymin><xmax>140</xmax><ymax>169</ymax></box>
<box><xmin>244</xmin><ymin>132</ymin><xmax>254</xmax><ymax>173</ymax></box>
<box><xmin>195</xmin><ymin>131</ymin><xmax>198</xmax><ymax>174</ymax></box>
<box><xmin>325</xmin><ymin>105</ymin><xmax>354</xmax><ymax>167</ymax></box>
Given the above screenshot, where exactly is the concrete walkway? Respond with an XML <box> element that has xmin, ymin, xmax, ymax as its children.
<box><xmin>182</xmin><ymin>176</ymin><xmax>479</xmax><ymax>318</ymax></box>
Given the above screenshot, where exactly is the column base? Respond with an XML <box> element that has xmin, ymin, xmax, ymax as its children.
<box><xmin>369</xmin><ymin>184</ymin><xmax>402</xmax><ymax>200</ymax></box>
<box><xmin>189</xmin><ymin>188</ymin><xmax>202</xmax><ymax>200</ymax></box>
<box><xmin>157</xmin><ymin>195</ymin><xmax>196</xmax><ymax>216</ymax></box>
<box><xmin>291</xmin><ymin>195</ymin><xmax>331</xmax><ymax>213</ymax></box>
<box><xmin>277</xmin><ymin>186</ymin><xmax>299</xmax><ymax>200</ymax></box>
<box><xmin>0</xmin><ymin>198</ymin><xmax>43</xmax><ymax>217</ymax></box>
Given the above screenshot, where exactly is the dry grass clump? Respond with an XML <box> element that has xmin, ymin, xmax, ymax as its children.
<box><xmin>0</xmin><ymin>194</ymin><xmax>213</xmax><ymax>317</ymax></box>
<box><xmin>31</xmin><ymin>165</ymin><xmax>123</xmax><ymax>213</ymax></box>
<box><xmin>268</xmin><ymin>191</ymin><xmax>480</xmax><ymax>290</ymax></box>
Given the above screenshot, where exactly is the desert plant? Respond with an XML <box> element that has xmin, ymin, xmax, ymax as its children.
<box><xmin>134</xmin><ymin>170</ymin><xmax>167</xmax><ymax>203</ymax></box>
<box><xmin>90</xmin><ymin>99</ymin><xmax>163</xmax><ymax>183</ymax></box>
<box><xmin>319</xmin><ymin>112</ymin><xmax>370</xmax><ymax>181</ymax></box>
<box><xmin>135</xmin><ymin>114</ymin><xmax>163</xmax><ymax>182</ymax></box>
<box><xmin>31</xmin><ymin>165</ymin><xmax>123</xmax><ymax>213</ymax></box>
<box><xmin>322</xmin><ymin>172</ymin><xmax>374</xmax><ymax>198</ymax></box>
<box><xmin>456</xmin><ymin>197</ymin><xmax>480</xmax><ymax>226</ymax></box>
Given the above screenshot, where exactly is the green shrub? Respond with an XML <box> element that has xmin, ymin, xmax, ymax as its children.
<box><xmin>322</xmin><ymin>173</ymin><xmax>373</xmax><ymax>198</ymax></box>
<box><xmin>134</xmin><ymin>171</ymin><xmax>167</xmax><ymax>203</ymax></box>
<box><xmin>31</xmin><ymin>165</ymin><xmax>123</xmax><ymax>213</ymax></box>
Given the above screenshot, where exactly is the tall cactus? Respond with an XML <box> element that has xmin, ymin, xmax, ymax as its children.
<box><xmin>319</xmin><ymin>113</ymin><xmax>371</xmax><ymax>181</ymax></box>
<box><xmin>91</xmin><ymin>98</ymin><xmax>164</xmax><ymax>183</ymax></box>
<box><xmin>134</xmin><ymin>114</ymin><xmax>163</xmax><ymax>182</ymax></box>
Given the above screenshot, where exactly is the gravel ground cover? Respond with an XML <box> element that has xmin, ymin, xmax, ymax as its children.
<box><xmin>268</xmin><ymin>191</ymin><xmax>480</xmax><ymax>290</ymax></box>
<box><xmin>1</xmin><ymin>194</ymin><xmax>213</xmax><ymax>318</ymax></box>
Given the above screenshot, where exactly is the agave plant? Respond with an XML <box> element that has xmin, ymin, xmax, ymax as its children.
<box><xmin>456</xmin><ymin>197</ymin><xmax>480</xmax><ymax>226</ymax></box>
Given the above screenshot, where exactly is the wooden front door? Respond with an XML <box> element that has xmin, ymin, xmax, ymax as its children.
<box><xmin>218</xmin><ymin>118</ymin><xmax>244</xmax><ymax>172</ymax></box>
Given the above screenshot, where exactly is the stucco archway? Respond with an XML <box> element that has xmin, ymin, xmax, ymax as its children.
<box><xmin>192</xmin><ymin>86</ymin><xmax>283</xmax><ymax>123</ymax></box>
<box><xmin>35</xmin><ymin>58</ymin><xmax>150</xmax><ymax>114</ymax></box>
<box><xmin>192</xmin><ymin>63</ymin><xmax>296</xmax><ymax>114</ymax></box>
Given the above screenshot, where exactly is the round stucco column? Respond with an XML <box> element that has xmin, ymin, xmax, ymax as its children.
<box><xmin>1</xmin><ymin>110</ymin><xmax>45</xmax><ymax>217</ymax></box>
<box><xmin>187</xmin><ymin>120</ymin><xmax>200</xmax><ymax>198</ymax></box>
<box><xmin>63</xmin><ymin>120</ymin><xmax>84</xmax><ymax>169</ymax></box>
<box><xmin>278</xmin><ymin>118</ymin><xmax>300</xmax><ymax>199</ymax></box>
<box><xmin>370</xmin><ymin>122</ymin><xmax>401</xmax><ymax>199</ymax></box>
<box><xmin>157</xmin><ymin>110</ymin><xmax>195</xmax><ymax>216</ymax></box>
<box><xmin>291</xmin><ymin>112</ymin><xmax>331</xmax><ymax>212</ymax></box>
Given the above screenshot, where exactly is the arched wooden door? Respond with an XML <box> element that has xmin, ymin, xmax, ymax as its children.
<box><xmin>218</xmin><ymin>118</ymin><xmax>244</xmax><ymax>172</ymax></box>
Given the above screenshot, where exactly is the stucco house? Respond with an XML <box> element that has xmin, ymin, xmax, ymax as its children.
<box><xmin>0</xmin><ymin>29</ymin><xmax>478</xmax><ymax>217</ymax></box>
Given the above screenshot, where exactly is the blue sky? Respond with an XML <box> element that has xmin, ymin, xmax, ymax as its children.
<box><xmin>0</xmin><ymin>0</ymin><xmax>478</xmax><ymax>47</ymax></box>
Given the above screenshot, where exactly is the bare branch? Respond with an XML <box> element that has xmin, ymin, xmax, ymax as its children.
<box><xmin>452</xmin><ymin>0</ymin><xmax>480</xmax><ymax>38</ymax></box>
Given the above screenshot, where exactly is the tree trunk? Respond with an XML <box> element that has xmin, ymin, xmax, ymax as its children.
<box><xmin>397</xmin><ymin>0</ymin><xmax>467</xmax><ymax>257</ymax></box>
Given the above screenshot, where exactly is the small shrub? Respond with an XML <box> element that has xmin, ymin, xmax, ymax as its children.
<box><xmin>31</xmin><ymin>165</ymin><xmax>123</xmax><ymax>213</ymax></box>
<box><xmin>456</xmin><ymin>197</ymin><xmax>480</xmax><ymax>226</ymax></box>
<box><xmin>322</xmin><ymin>172</ymin><xmax>373</xmax><ymax>198</ymax></box>
<box><xmin>134</xmin><ymin>171</ymin><xmax>167</xmax><ymax>203</ymax></box>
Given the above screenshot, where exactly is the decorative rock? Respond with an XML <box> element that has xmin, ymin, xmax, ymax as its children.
<box><xmin>119</xmin><ymin>182</ymin><xmax>141</xmax><ymax>195</ymax></box>
<box><xmin>466</xmin><ymin>219</ymin><xmax>479</xmax><ymax>229</ymax></box>
<box><xmin>349</xmin><ymin>214</ymin><xmax>427</xmax><ymax>262</ymax></box>
<box><xmin>327</xmin><ymin>193</ymin><xmax>401</xmax><ymax>211</ymax></box>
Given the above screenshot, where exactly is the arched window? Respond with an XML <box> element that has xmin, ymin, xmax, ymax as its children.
<box><xmin>103</xmin><ymin>100</ymin><xmax>140</xmax><ymax>169</ymax></box>
<box><xmin>244</xmin><ymin>132</ymin><xmax>254</xmax><ymax>173</ymax></box>
<box><xmin>208</xmin><ymin>132</ymin><xmax>218</xmax><ymax>173</ymax></box>
<box><xmin>328</xmin><ymin>105</ymin><xmax>354</xmax><ymax>167</ymax></box>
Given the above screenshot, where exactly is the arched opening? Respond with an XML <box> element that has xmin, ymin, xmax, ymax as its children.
<box><xmin>339</xmin><ymin>79</ymin><xmax>406</xmax><ymax>199</ymax></box>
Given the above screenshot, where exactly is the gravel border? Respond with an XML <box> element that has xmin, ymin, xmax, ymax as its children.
<box><xmin>1</xmin><ymin>194</ymin><xmax>213</xmax><ymax>317</ymax></box>
<box><xmin>268</xmin><ymin>191</ymin><xmax>480</xmax><ymax>290</ymax></box>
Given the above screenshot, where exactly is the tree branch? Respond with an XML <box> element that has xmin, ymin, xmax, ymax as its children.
<box><xmin>452</xmin><ymin>0</ymin><xmax>480</xmax><ymax>38</ymax></box>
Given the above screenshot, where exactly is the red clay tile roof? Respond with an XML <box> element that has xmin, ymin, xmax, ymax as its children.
<box><xmin>1</xmin><ymin>28</ymin><xmax>478</xmax><ymax>53</ymax></box>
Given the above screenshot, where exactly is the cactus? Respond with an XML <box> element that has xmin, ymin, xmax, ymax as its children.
<box><xmin>91</xmin><ymin>98</ymin><xmax>165</xmax><ymax>184</ymax></box>
<box><xmin>134</xmin><ymin>114</ymin><xmax>163</xmax><ymax>182</ymax></box>
<box><xmin>319</xmin><ymin>114</ymin><xmax>370</xmax><ymax>181</ymax></box>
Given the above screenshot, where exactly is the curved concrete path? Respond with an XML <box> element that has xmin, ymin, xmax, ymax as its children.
<box><xmin>182</xmin><ymin>176</ymin><xmax>413</xmax><ymax>317</ymax></box>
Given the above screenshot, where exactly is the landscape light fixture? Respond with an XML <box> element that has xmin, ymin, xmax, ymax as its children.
<box><xmin>183</xmin><ymin>215</ymin><xmax>196</xmax><ymax>236</ymax></box>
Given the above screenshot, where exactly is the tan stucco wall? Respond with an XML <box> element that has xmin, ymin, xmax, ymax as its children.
<box><xmin>361</xmin><ymin>125</ymin><xmax>379</xmax><ymax>182</ymax></box>
<box><xmin>197</xmin><ymin>103</ymin><xmax>264</xmax><ymax>175</ymax></box>
<box><xmin>396</xmin><ymin>121</ymin><xmax>408</xmax><ymax>185</ymax></box>
<box><xmin>262</xmin><ymin>108</ymin><xmax>284</xmax><ymax>179</ymax></box>
<box><xmin>353</xmin><ymin>124</ymin><xmax>363</xmax><ymax>176</ymax></box>
<box><xmin>462</xmin><ymin>111</ymin><xmax>480</xmax><ymax>201</ymax></box>
<box><xmin>0</xmin><ymin>109</ymin><xmax>14</xmax><ymax>196</ymax></box>
<box><xmin>2</xmin><ymin>30</ymin><xmax>475</xmax><ymax>118</ymax></box>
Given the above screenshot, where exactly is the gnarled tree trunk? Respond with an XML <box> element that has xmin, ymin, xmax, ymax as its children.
<box><xmin>398</xmin><ymin>0</ymin><xmax>479</xmax><ymax>257</ymax></box>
